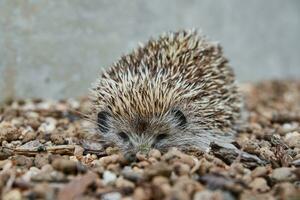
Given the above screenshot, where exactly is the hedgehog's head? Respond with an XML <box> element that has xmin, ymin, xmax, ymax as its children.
<box><xmin>95</xmin><ymin>107</ymin><xmax>188</xmax><ymax>160</ymax></box>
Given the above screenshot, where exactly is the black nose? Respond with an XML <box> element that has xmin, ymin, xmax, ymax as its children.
<box><xmin>124</xmin><ymin>152</ymin><xmax>137</xmax><ymax>162</ymax></box>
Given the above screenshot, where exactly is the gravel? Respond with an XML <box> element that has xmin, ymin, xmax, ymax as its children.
<box><xmin>0</xmin><ymin>80</ymin><xmax>300</xmax><ymax>199</ymax></box>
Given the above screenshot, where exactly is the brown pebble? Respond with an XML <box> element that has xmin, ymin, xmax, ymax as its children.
<box><xmin>98</xmin><ymin>154</ymin><xmax>122</xmax><ymax>167</ymax></box>
<box><xmin>133</xmin><ymin>187</ymin><xmax>151</xmax><ymax>200</ymax></box>
<box><xmin>31</xmin><ymin>182</ymin><xmax>55</xmax><ymax>199</ymax></box>
<box><xmin>136</xmin><ymin>152</ymin><xmax>147</xmax><ymax>161</ymax></box>
<box><xmin>148</xmin><ymin>149</ymin><xmax>161</xmax><ymax>159</ymax></box>
<box><xmin>115</xmin><ymin>177</ymin><xmax>135</xmax><ymax>189</ymax></box>
<box><xmin>0</xmin><ymin>122</ymin><xmax>22</xmax><ymax>142</ymax></box>
<box><xmin>144</xmin><ymin>162</ymin><xmax>172</xmax><ymax>179</ymax></box>
<box><xmin>74</xmin><ymin>145</ymin><xmax>84</xmax><ymax>157</ymax></box>
<box><xmin>136</xmin><ymin>161</ymin><xmax>150</xmax><ymax>168</ymax></box>
<box><xmin>22</xmin><ymin>131</ymin><xmax>38</xmax><ymax>143</ymax></box>
<box><xmin>34</xmin><ymin>154</ymin><xmax>49</xmax><ymax>168</ymax></box>
<box><xmin>50</xmin><ymin>132</ymin><xmax>66</xmax><ymax>145</ymax></box>
<box><xmin>12</xmin><ymin>155</ymin><xmax>34</xmax><ymax>168</ymax></box>
<box><xmin>52</xmin><ymin>158</ymin><xmax>78</xmax><ymax>174</ymax></box>
<box><xmin>173</xmin><ymin>162</ymin><xmax>191</xmax><ymax>176</ymax></box>
<box><xmin>26</xmin><ymin>118</ymin><xmax>40</xmax><ymax>130</ymax></box>
<box><xmin>249</xmin><ymin>177</ymin><xmax>270</xmax><ymax>192</ymax></box>
<box><xmin>251</xmin><ymin>166</ymin><xmax>269</xmax><ymax>178</ymax></box>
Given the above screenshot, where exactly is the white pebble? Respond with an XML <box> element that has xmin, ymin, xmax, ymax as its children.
<box><xmin>101</xmin><ymin>192</ymin><xmax>121</xmax><ymax>200</ymax></box>
<box><xmin>102</xmin><ymin>170</ymin><xmax>117</xmax><ymax>185</ymax></box>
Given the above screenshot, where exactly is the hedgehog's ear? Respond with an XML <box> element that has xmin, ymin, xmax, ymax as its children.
<box><xmin>97</xmin><ymin>111</ymin><xmax>110</xmax><ymax>133</ymax></box>
<box><xmin>172</xmin><ymin>109</ymin><xmax>187</xmax><ymax>128</ymax></box>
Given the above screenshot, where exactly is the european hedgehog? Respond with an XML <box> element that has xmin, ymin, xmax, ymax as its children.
<box><xmin>90</xmin><ymin>30</ymin><xmax>241</xmax><ymax>157</ymax></box>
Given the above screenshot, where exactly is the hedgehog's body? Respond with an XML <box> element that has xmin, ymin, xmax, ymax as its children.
<box><xmin>90</xmin><ymin>30</ymin><xmax>241</xmax><ymax>156</ymax></box>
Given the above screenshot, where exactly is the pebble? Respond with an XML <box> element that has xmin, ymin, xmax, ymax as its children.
<box><xmin>22</xmin><ymin>131</ymin><xmax>38</xmax><ymax>143</ymax></box>
<box><xmin>133</xmin><ymin>187</ymin><xmax>151</xmax><ymax>200</ymax></box>
<box><xmin>12</xmin><ymin>155</ymin><xmax>34</xmax><ymax>168</ymax></box>
<box><xmin>98</xmin><ymin>154</ymin><xmax>122</xmax><ymax>167</ymax></box>
<box><xmin>284</xmin><ymin>132</ymin><xmax>300</xmax><ymax>148</ymax></box>
<box><xmin>251</xmin><ymin>166</ymin><xmax>269</xmax><ymax>178</ymax></box>
<box><xmin>0</xmin><ymin>122</ymin><xmax>21</xmax><ymax>142</ymax></box>
<box><xmin>22</xmin><ymin>167</ymin><xmax>41</xmax><ymax>182</ymax></box>
<box><xmin>273</xmin><ymin>182</ymin><xmax>299</xmax><ymax>199</ymax></box>
<box><xmin>31</xmin><ymin>170</ymin><xmax>68</xmax><ymax>182</ymax></box>
<box><xmin>193</xmin><ymin>190</ymin><xmax>223</xmax><ymax>200</ymax></box>
<box><xmin>34</xmin><ymin>154</ymin><xmax>49</xmax><ymax>168</ymax></box>
<box><xmin>122</xmin><ymin>167</ymin><xmax>144</xmax><ymax>183</ymax></box>
<box><xmin>115</xmin><ymin>177</ymin><xmax>135</xmax><ymax>188</ymax></box>
<box><xmin>102</xmin><ymin>192</ymin><xmax>122</xmax><ymax>200</ymax></box>
<box><xmin>249</xmin><ymin>177</ymin><xmax>270</xmax><ymax>192</ymax></box>
<box><xmin>52</xmin><ymin>158</ymin><xmax>78</xmax><ymax>174</ymax></box>
<box><xmin>3</xmin><ymin>189</ymin><xmax>22</xmax><ymax>200</ymax></box>
<box><xmin>148</xmin><ymin>149</ymin><xmax>161</xmax><ymax>159</ymax></box>
<box><xmin>38</xmin><ymin>117</ymin><xmax>57</xmax><ymax>133</ymax></box>
<box><xmin>173</xmin><ymin>162</ymin><xmax>191</xmax><ymax>176</ymax></box>
<box><xmin>50</xmin><ymin>132</ymin><xmax>66</xmax><ymax>145</ymax></box>
<box><xmin>144</xmin><ymin>162</ymin><xmax>172</xmax><ymax>179</ymax></box>
<box><xmin>271</xmin><ymin>167</ymin><xmax>297</xmax><ymax>182</ymax></box>
<box><xmin>102</xmin><ymin>170</ymin><xmax>117</xmax><ymax>185</ymax></box>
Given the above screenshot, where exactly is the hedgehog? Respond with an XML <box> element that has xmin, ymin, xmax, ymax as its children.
<box><xmin>89</xmin><ymin>30</ymin><xmax>242</xmax><ymax>158</ymax></box>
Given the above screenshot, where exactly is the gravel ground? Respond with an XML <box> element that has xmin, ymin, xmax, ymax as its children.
<box><xmin>0</xmin><ymin>80</ymin><xmax>300</xmax><ymax>200</ymax></box>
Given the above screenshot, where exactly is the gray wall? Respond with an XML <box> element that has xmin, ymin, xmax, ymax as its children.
<box><xmin>1</xmin><ymin>0</ymin><xmax>300</xmax><ymax>101</ymax></box>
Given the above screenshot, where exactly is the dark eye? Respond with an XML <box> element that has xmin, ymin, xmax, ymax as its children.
<box><xmin>118</xmin><ymin>132</ymin><xmax>129</xmax><ymax>142</ymax></box>
<box><xmin>156</xmin><ymin>134</ymin><xmax>168</xmax><ymax>141</ymax></box>
<box><xmin>172</xmin><ymin>109</ymin><xmax>187</xmax><ymax>128</ymax></box>
<box><xmin>97</xmin><ymin>111</ymin><xmax>110</xmax><ymax>133</ymax></box>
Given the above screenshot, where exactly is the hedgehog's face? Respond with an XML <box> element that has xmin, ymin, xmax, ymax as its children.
<box><xmin>96</xmin><ymin>108</ymin><xmax>187</xmax><ymax>158</ymax></box>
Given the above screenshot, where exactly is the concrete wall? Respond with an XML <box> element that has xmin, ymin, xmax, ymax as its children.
<box><xmin>1</xmin><ymin>0</ymin><xmax>300</xmax><ymax>101</ymax></box>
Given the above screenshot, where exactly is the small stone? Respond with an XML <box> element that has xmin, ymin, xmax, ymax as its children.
<box><xmin>34</xmin><ymin>154</ymin><xmax>49</xmax><ymax>168</ymax></box>
<box><xmin>23</xmin><ymin>131</ymin><xmax>37</xmax><ymax>143</ymax></box>
<box><xmin>50</xmin><ymin>132</ymin><xmax>66</xmax><ymax>145</ymax></box>
<box><xmin>136</xmin><ymin>160</ymin><xmax>150</xmax><ymax>168</ymax></box>
<box><xmin>152</xmin><ymin>176</ymin><xmax>171</xmax><ymax>196</ymax></box>
<box><xmin>74</xmin><ymin>145</ymin><xmax>84</xmax><ymax>157</ymax></box>
<box><xmin>31</xmin><ymin>170</ymin><xmax>67</xmax><ymax>182</ymax></box>
<box><xmin>115</xmin><ymin>177</ymin><xmax>135</xmax><ymax>189</ymax></box>
<box><xmin>17</xmin><ymin>140</ymin><xmax>45</xmax><ymax>152</ymax></box>
<box><xmin>21</xmin><ymin>167</ymin><xmax>40</xmax><ymax>182</ymax></box>
<box><xmin>52</xmin><ymin>158</ymin><xmax>78</xmax><ymax>174</ymax></box>
<box><xmin>121</xmin><ymin>167</ymin><xmax>144</xmax><ymax>183</ymax></box>
<box><xmin>144</xmin><ymin>162</ymin><xmax>172</xmax><ymax>179</ymax></box>
<box><xmin>193</xmin><ymin>190</ymin><xmax>223</xmax><ymax>200</ymax></box>
<box><xmin>0</xmin><ymin>122</ymin><xmax>22</xmax><ymax>142</ymax></box>
<box><xmin>3</xmin><ymin>189</ymin><xmax>22</xmax><ymax>200</ymax></box>
<box><xmin>251</xmin><ymin>166</ymin><xmax>269</xmax><ymax>178</ymax></box>
<box><xmin>98</xmin><ymin>154</ymin><xmax>122</xmax><ymax>167</ymax></box>
<box><xmin>249</xmin><ymin>177</ymin><xmax>270</xmax><ymax>192</ymax></box>
<box><xmin>179</xmin><ymin>154</ymin><xmax>195</xmax><ymax>167</ymax></box>
<box><xmin>102</xmin><ymin>192</ymin><xmax>122</xmax><ymax>200</ymax></box>
<box><xmin>173</xmin><ymin>162</ymin><xmax>191</xmax><ymax>176</ymax></box>
<box><xmin>240</xmin><ymin>191</ymin><xmax>275</xmax><ymax>200</ymax></box>
<box><xmin>136</xmin><ymin>152</ymin><xmax>147</xmax><ymax>161</ymax></box>
<box><xmin>148</xmin><ymin>149</ymin><xmax>161</xmax><ymax>159</ymax></box>
<box><xmin>12</xmin><ymin>155</ymin><xmax>34</xmax><ymax>168</ymax></box>
<box><xmin>284</xmin><ymin>132</ymin><xmax>300</xmax><ymax>148</ymax></box>
<box><xmin>26</xmin><ymin>118</ymin><xmax>40</xmax><ymax>130</ymax></box>
<box><xmin>133</xmin><ymin>187</ymin><xmax>150</xmax><ymax>200</ymax></box>
<box><xmin>38</xmin><ymin>117</ymin><xmax>57</xmax><ymax>133</ymax></box>
<box><xmin>273</xmin><ymin>182</ymin><xmax>299</xmax><ymax>199</ymax></box>
<box><xmin>32</xmin><ymin>182</ymin><xmax>55</xmax><ymax>199</ymax></box>
<box><xmin>271</xmin><ymin>167</ymin><xmax>297</xmax><ymax>182</ymax></box>
<box><xmin>102</xmin><ymin>170</ymin><xmax>117</xmax><ymax>185</ymax></box>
